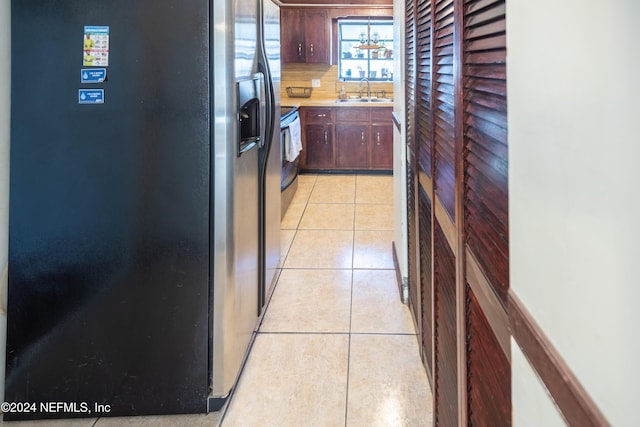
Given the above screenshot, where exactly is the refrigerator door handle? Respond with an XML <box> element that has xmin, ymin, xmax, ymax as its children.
<box><xmin>257</xmin><ymin>62</ymin><xmax>274</xmax><ymax>153</ymax></box>
<box><xmin>256</xmin><ymin>0</ymin><xmax>277</xmax><ymax>316</ymax></box>
<box><xmin>258</xmin><ymin>73</ymin><xmax>267</xmax><ymax>149</ymax></box>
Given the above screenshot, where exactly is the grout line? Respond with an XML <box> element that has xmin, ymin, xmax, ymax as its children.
<box><xmin>344</xmin><ymin>207</ymin><xmax>357</xmax><ymax>427</ymax></box>
<box><xmin>273</xmin><ymin>267</ymin><xmax>397</xmax><ymax>271</ymax></box>
<box><xmin>257</xmin><ymin>331</ymin><xmax>351</xmax><ymax>336</ymax></box>
<box><xmin>349</xmin><ymin>332</ymin><xmax>418</xmax><ymax>337</ymax></box>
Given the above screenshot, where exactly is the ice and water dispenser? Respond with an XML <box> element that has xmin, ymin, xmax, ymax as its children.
<box><xmin>236</xmin><ymin>75</ymin><xmax>265</xmax><ymax>157</ymax></box>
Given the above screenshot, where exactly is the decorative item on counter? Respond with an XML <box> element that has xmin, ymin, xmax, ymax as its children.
<box><xmin>357</xmin><ymin>66</ymin><xmax>365</xmax><ymax>78</ymax></box>
<box><xmin>339</xmin><ymin>85</ymin><xmax>347</xmax><ymax>100</ymax></box>
<box><xmin>372</xmin><ymin>50</ymin><xmax>378</xmax><ymax>59</ymax></box>
<box><xmin>369</xmin><ymin>71</ymin><xmax>377</xmax><ymax>78</ymax></box>
<box><xmin>343</xmin><ymin>51</ymin><xmax>352</xmax><ymax>58</ymax></box>
<box><xmin>385</xmin><ymin>49</ymin><xmax>393</xmax><ymax>58</ymax></box>
<box><xmin>345</xmin><ymin>68</ymin><xmax>352</xmax><ymax>77</ymax></box>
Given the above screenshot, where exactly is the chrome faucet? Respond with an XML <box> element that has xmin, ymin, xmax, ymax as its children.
<box><xmin>359</xmin><ymin>78</ymin><xmax>371</xmax><ymax>100</ymax></box>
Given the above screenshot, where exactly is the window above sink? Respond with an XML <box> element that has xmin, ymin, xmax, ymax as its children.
<box><xmin>337</xmin><ymin>18</ymin><xmax>394</xmax><ymax>82</ymax></box>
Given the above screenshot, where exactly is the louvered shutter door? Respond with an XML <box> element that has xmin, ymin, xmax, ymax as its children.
<box><xmin>406</xmin><ymin>0</ymin><xmax>511</xmax><ymax>424</ymax></box>
<box><xmin>418</xmin><ymin>185</ymin><xmax>433</xmax><ymax>380</ymax></box>
<box><xmin>406</xmin><ymin>0</ymin><xmax>421</xmax><ymax>327</ymax></box>
<box><xmin>416</xmin><ymin>0</ymin><xmax>433</xmax><ymax>178</ymax></box>
<box><xmin>463</xmin><ymin>0</ymin><xmax>508</xmax><ymax>304</ymax></box>
<box><xmin>434</xmin><ymin>221</ymin><xmax>459</xmax><ymax>426</ymax></box>
<box><xmin>463</xmin><ymin>1</ymin><xmax>510</xmax><ymax>424</ymax></box>
<box><xmin>433</xmin><ymin>0</ymin><xmax>456</xmax><ymax>220</ymax></box>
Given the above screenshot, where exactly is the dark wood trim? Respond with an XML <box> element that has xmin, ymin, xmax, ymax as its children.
<box><xmin>465</xmin><ymin>248</ymin><xmax>510</xmax><ymax>362</ymax></box>
<box><xmin>453</xmin><ymin>0</ymin><xmax>467</xmax><ymax>425</ymax></box>
<box><xmin>392</xmin><ymin>111</ymin><xmax>401</xmax><ymax>132</ymax></box>
<box><xmin>428</xmin><ymin>6</ymin><xmax>437</xmax><ymax>425</ymax></box>
<box><xmin>392</xmin><ymin>241</ymin><xmax>405</xmax><ymax>304</ymax></box>
<box><xmin>509</xmin><ymin>291</ymin><xmax>611</xmax><ymax>427</ymax></box>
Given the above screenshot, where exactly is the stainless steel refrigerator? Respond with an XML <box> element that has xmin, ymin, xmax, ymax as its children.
<box><xmin>6</xmin><ymin>0</ymin><xmax>280</xmax><ymax>420</ymax></box>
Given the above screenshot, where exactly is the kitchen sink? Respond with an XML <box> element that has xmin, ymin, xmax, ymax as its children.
<box><xmin>335</xmin><ymin>98</ymin><xmax>393</xmax><ymax>103</ymax></box>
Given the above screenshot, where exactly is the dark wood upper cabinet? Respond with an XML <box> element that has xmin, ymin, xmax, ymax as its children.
<box><xmin>281</xmin><ymin>9</ymin><xmax>330</xmax><ymax>64</ymax></box>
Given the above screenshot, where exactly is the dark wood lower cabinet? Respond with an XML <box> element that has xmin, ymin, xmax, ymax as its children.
<box><xmin>336</xmin><ymin>124</ymin><xmax>368</xmax><ymax>169</ymax></box>
<box><xmin>304</xmin><ymin>123</ymin><xmax>334</xmax><ymax>169</ymax></box>
<box><xmin>371</xmin><ymin>123</ymin><xmax>393</xmax><ymax>169</ymax></box>
<box><xmin>300</xmin><ymin>107</ymin><xmax>334</xmax><ymax>170</ymax></box>
<box><xmin>299</xmin><ymin>106</ymin><xmax>393</xmax><ymax>172</ymax></box>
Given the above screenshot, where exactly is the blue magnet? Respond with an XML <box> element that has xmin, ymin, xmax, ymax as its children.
<box><xmin>81</xmin><ymin>68</ymin><xmax>107</xmax><ymax>83</ymax></box>
<box><xmin>79</xmin><ymin>89</ymin><xmax>105</xmax><ymax>104</ymax></box>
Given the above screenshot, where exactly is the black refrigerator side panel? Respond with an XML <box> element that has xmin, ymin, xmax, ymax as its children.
<box><xmin>7</xmin><ymin>0</ymin><xmax>210</xmax><ymax>419</ymax></box>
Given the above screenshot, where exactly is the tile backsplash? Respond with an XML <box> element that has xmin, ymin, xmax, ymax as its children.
<box><xmin>281</xmin><ymin>64</ymin><xmax>394</xmax><ymax>101</ymax></box>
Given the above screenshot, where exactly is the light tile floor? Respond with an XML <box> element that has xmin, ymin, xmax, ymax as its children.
<box><xmin>222</xmin><ymin>173</ymin><xmax>433</xmax><ymax>426</ymax></box>
<box><xmin>2</xmin><ymin>174</ymin><xmax>432</xmax><ymax>427</ymax></box>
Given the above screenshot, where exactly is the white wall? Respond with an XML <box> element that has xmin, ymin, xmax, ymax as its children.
<box><xmin>392</xmin><ymin>0</ymin><xmax>408</xmax><ymax>285</ymax></box>
<box><xmin>508</xmin><ymin>0</ymin><xmax>640</xmax><ymax>425</ymax></box>
<box><xmin>511</xmin><ymin>339</ymin><xmax>565</xmax><ymax>427</ymax></box>
<box><xmin>0</xmin><ymin>0</ymin><xmax>10</xmax><ymax>403</ymax></box>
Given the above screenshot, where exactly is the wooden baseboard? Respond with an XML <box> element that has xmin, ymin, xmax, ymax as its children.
<box><xmin>508</xmin><ymin>291</ymin><xmax>610</xmax><ymax>427</ymax></box>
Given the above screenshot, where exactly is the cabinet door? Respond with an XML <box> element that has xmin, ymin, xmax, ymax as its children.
<box><xmin>305</xmin><ymin>124</ymin><xmax>334</xmax><ymax>169</ymax></box>
<box><xmin>370</xmin><ymin>124</ymin><xmax>393</xmax><ymax>169</ymax></box>
<box><xmin>304</xmin><ymin>10</ymin><xmax>329</xmax><ymax>64</ymax></box>
<box><xmin>336</xmin><ymin>124</ymin><xmax>369</xmax><ymax>169</ymax></box>
<box><xmin>281</xmin><ymin>9</ymin><xmax>305</xmax><ymax>63</ymax></box>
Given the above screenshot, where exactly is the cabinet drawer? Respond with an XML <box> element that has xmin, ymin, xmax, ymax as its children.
<box><xmin>336</xmin><ymin>108</ymin><xmax>370</xmax><ymax>123</ymax></box>
<box><xmin>371</xmin><ymin>107</ymin><xmax>393</xmax><ymax>124</ymax></box>
<box><xmin>303</xmin><ymin>108</ymin><xmax>333</xmax><ymax>124</ymax></box>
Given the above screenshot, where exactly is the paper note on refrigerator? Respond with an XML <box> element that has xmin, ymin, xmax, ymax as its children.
<box><xmin>83</xmin><ymin>26</ymin><xmax>110</xmax><ymax>67</ymax></box>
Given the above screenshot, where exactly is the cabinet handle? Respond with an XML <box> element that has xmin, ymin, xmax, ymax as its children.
<box><xmin>298</xmin><ymin>43</ymin><xmax>302</xmax><ymax>56</ymax></box>
<box><xmin>377</xmin><ymin>132</ymin><xmax>381</xmax><ymax>144</ymax></box>
<box><xmin>310</xmin><ymin>44</ymin><xmax>314</xmax><ymax>56</ymax></box>
<box><xmin>316</xmin><ymin>113</ymin><xmax>326</xmax><ymax>118</ymax></box>
<box><xmin>361</xmin><ymin>131</ymin><xmax>365</xmax><ymax>144</ymax></box>
<box><xmin>324</xmin><ymin>131</ymin><xmax>328</xmax><ymax>144</ymax></box>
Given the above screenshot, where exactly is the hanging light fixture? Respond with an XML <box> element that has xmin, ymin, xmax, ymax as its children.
<box><xmin>359</xmin><ymin>18</ymin><xmax>380</xmax><ymax>49</ymax></box>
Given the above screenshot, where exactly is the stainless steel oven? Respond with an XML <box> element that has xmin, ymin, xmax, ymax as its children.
<box><xmin>280</xmin><ymin>106</ymin><xmax>300</xmax><ymax>218</ymax></box>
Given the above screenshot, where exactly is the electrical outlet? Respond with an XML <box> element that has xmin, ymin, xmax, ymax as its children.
<box><xmin>311</xmin><ymin>79</ymin><xmax>321</xmax><ymax>88</ymax></box>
